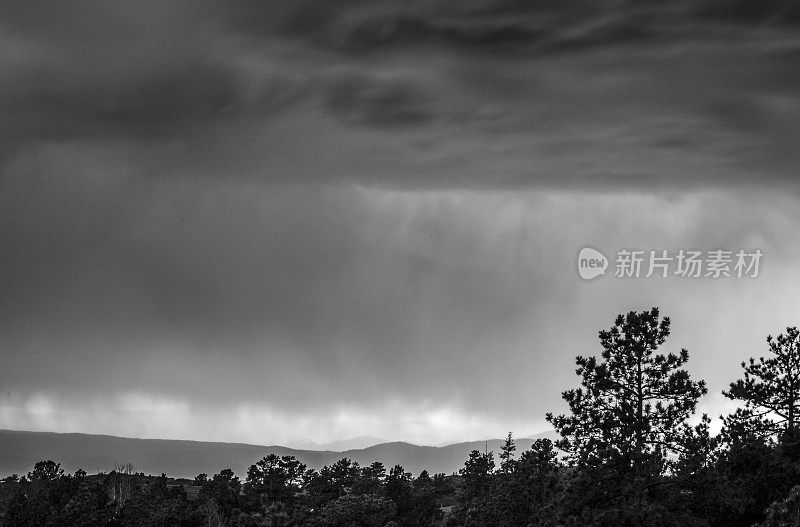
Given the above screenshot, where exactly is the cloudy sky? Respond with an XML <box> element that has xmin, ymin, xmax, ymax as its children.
<box><xmin>2</xmin><ymin>0</ymin><xmax>800</xmax><ymax>446</ymax></box>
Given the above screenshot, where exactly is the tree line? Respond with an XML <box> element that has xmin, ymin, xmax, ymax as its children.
<box><xmin>3</xmin><ymin>307</ymin><xmax>800</xmax><ymax>526</ymax></box>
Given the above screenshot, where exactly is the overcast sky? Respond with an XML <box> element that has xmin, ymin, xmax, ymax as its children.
<box><xmin>2</xmin><ymin>0</ymin><xmax>800</xmax><ymax>446</ymax></box>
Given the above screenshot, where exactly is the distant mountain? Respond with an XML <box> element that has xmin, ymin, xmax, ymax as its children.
<box><xmin>287</xmin><ymin>436</ymin><xmax>388</xmax><ymax>451</ymax></box>
<box><xmin>0</xmin><ymin>430</ymin><xmax>558</xmax><ymax>479</ymax></box>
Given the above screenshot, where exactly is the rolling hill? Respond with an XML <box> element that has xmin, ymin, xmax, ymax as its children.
<box><xmin>287</xmin><ymin>436</ymin><xmax>388</xmax><ymax>451</ymax></box>
<box><xmin>0</xmin><ymin>429</ymin><xmax>558</xmax><ymax>479</ymax></box>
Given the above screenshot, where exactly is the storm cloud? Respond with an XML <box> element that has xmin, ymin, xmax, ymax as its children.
<box><xmin>1</xmin><ymin>1</ymin><xmax>800</xmax><ymax>445</ymax></box>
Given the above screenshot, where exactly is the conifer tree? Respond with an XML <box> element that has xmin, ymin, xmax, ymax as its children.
<box><xmin>724</xmin><ymin>326</ymin><xmax>800</xmax><ymax>445</ymax></box>
<box><xmin>499</xmin><ymin>432</ymin><xmax>516</xmax><ymax>473</ymax></box>
<box><xmin>546</xmin><ymin>308</ymin><xmax>707</xmax><ymax>477</ymax></box>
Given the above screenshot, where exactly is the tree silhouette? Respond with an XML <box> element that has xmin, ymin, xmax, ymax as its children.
<box><xmin>546</xmin><ymin>308</ymin><xmax>707</xmax><ymax>478</ymax></box>
<box><xmin>459</xmin><ymin>450</ymin><xmax>494</xmax><ymax>502</ymax></box>
<box><xmin>244</xmin><ymin>454</ymin><xmax>306</xmax><ymax>509</ymax></box>
<box><xmin>724</xmin><ymin>326</ymin><xmax>800</xmax><ymax>447</ymax></box>
<box><xmin>499</xmin><ymin>431</ymin><xmax>516</xmax><ymax>473</ymax></box>
<box><xmin>199</xmin><ymin>469</ymin><xmax>241</xmax><ymax>523</ymax></box>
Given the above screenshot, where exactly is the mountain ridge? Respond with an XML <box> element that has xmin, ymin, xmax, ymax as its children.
<box><xmin>287</xmin><ymin>436</ymin><xmax>389</xmax><ymax>452</ymax></box>
<box><xmin>0</xmin><ymin>429</ymin><xmax>558</xmax><ymax>479</ymax></box>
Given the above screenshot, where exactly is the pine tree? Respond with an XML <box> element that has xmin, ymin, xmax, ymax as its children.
<box><xmin>723</xmin><ymin>326</ymin><xmax>800</xmax><ymax>446</ymax></box>
<box><xmin>459</xmin><ymin>450</ymin><xmax>495</xmax><ymax>502</ymax></box>
<box><xmin>499</xmin><ymin>432</ymin><xmax>516</xmax><ymax>473</ymax></box>
<box><xmin>546</xmin><ymin>308</ymin><xmax>707</xmax><ymax>478</ymax></box>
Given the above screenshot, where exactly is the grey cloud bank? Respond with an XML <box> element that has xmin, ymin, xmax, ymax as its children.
<box><xmin>1</xmin><ymin>1</ymin><xmax>800</xmax><ymax>445</ymax></box>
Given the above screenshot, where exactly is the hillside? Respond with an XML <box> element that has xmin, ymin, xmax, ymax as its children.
<box><xmin>0</xmin><ymin>430</ymin><xmax>557</xmax><ymax>479</ymax></box>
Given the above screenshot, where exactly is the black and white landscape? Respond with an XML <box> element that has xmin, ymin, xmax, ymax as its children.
<box><xmin>2</xmin><ymin>1</ymin><xmax>800</xmax><ymax>526</ymax></box>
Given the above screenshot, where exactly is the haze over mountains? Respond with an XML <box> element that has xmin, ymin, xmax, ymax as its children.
<box><xmin>0</xmin><ymin>430</ymin><xmax>558</xmax><ymax>479</ymax></box>
<box><xmin>286</xmin><ymin>436</ymin><xmax>389</xmax><ymax>452</ymax></box>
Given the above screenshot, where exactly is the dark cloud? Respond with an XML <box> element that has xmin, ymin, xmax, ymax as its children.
<box><xmin>1</xmin><ymin>1</ymin><xmax>799</xmax><ymax>187</ymax></box>
<box><xmin>1</xmin><ymin>2</ymin><xmax>800</xmax><ymax>444</ymax></box>
<box><xmin>326</xmin><ymin>73</ymin><xmax>435</xmax><ymax>127</ymax></box>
